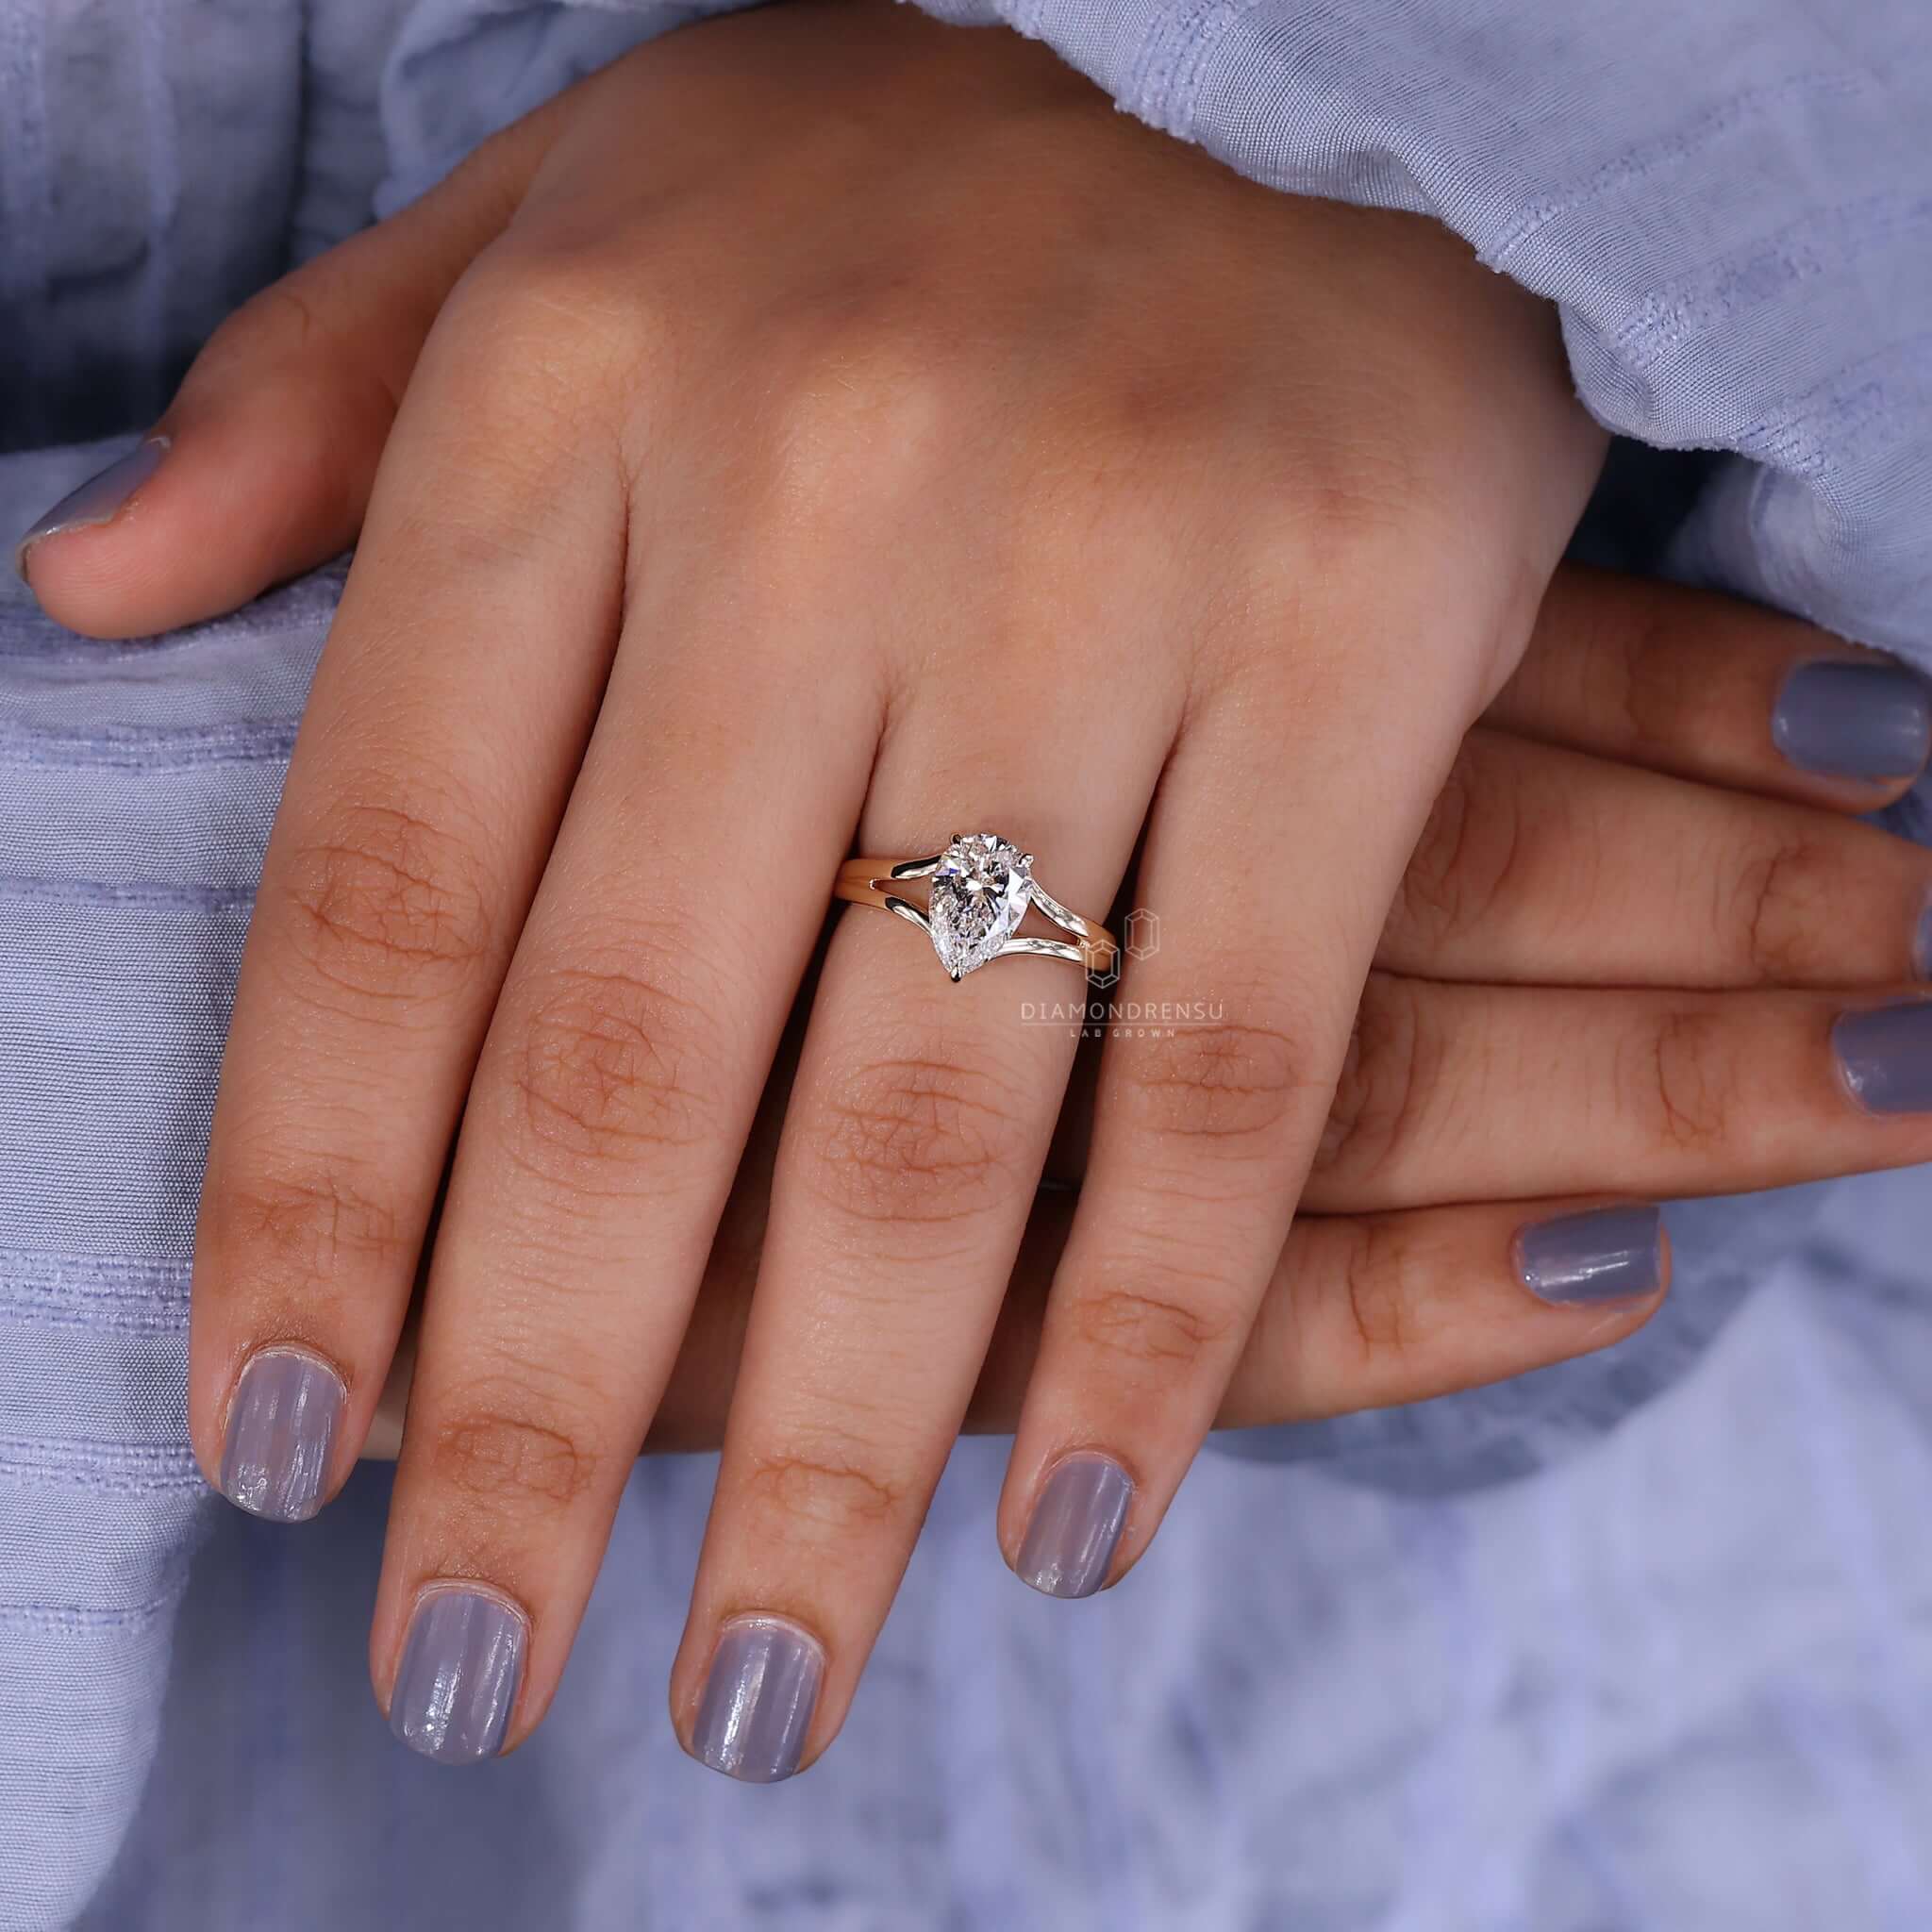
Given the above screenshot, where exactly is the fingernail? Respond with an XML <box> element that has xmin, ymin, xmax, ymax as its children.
<box><xmin>1015</xmin><ymin>1451</ymin><xmax>1133</xmax><ymax>1600</ymax></box>
<box><xmin>1514</xmin><ymin>1204</ymin><xmax>1665</xmax><ymax>1306</ymax></box>
<box><xmin>1773</xmin><ymin>659</ymin><xmax>1932</xmax><ymax>781</ymax></box>
<box><xmin>390</xmin><ymin>1586</ymin><xmax>526</xmax><ymax>1765</ymax></box>
<box><xmin>1835</xmin><ymin>999</ymin><xmax>1932</xmax><ymax>1114</ymax></box>
<box><xmin>218</xmin><ymin>1346</ymin><xmax>345</xmax><ymax>1523</ymax></box>
<box><xmin>13</xmin><ymin>437</ymin><xmax>171</xmax><ymax>580</ymax></box>
<box><xmin>691</xmin><ymin>1615</ymin><xmax>824</xmax><ymax>1784</ymax></box>
<box><xmin>1915</xmin><ymin>896</ymin><xmax>1932</xmax><ymax>982</ymax></box>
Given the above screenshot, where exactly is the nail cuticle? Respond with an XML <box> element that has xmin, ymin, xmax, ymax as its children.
<box><xmin>408</xmin><ymin>1575</ymin><xmax>531</xmax><ymax>1634</ymax></box>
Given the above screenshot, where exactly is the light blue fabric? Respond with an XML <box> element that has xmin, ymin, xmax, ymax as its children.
<box><xmin>1</xmin><ymin>0</ymin><xmax>1929</xmax><ymax>1925</ymax></box>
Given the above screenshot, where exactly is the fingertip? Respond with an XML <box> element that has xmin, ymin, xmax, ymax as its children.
<box><xmin>1513</xmin><ymin>1200</ymin><xmax>1667</xmax><ymax>1313</ymax></box>
<box><xmin>1769</xmin><ymin>656</ymin><xmax>1932</xmax><ymax>803</ymax></box>
<box><xmin>14</xmin><ymin>437</ymin><xmax>175</xmax><ymax>633</ymax></box>
<box><xmin>22</xmin><ymin>393</ymin><xmax>378</xmax><ymax>640</ymax></box>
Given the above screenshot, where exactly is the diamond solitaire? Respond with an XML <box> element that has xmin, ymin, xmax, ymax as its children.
<box><xmin>833</xmin><ymin>832</ymin><xmax>1118</xmax><ymax>983</ymax></box>
<box><xmin>927</xmin><ymin>834</ymin><xmax>1034</xmax><ymax>979</ymax></box>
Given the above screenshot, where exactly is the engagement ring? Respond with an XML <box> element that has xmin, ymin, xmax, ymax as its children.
<box><xmin>833</xmin><ymin>833</ymin><xmax>1118</xmax><ymax>982</ymax></box>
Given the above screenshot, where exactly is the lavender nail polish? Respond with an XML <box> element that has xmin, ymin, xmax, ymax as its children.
<box><xmin>1835</xmin><ymin>999</ymin><xmax>1932</xmax><ymax>1114</ymax></box>
<box><xmin>1015</xmin><ymin>1452</ymin><xmax>1133</xmax><ymax>1600</ymax></box>
<box><xmin>391</xmin><ymin>1587</ymin><xmax>526</xmax><ymax>1765</ymax></box>
<box><xmin>13</xmin><ymin>437</ymin><xmax>170</xmax><ymax>579</ymax></box>
<box><xmin>1514</xmin><ymin>1204</ymin><xmax>1665</xmax><ymax>1306</ymax></box>
<box><xmin>1773</xmin><ymin>659</ymin><xmax>1932</xmax><ymax>780</ymax></box>
<box><xmin>1915</xmin><ymin>897</ymin><xmax>1932</xmax><ymax>982</ymax></box>
<box><xmin>218</xmin><ymin>1346</ymin><xmax>344</xmax><ymax>1523</ymax></box>
<box><xmin>691</xmin><ymin>1616</ymin><xmax>824</xmax><ymax>1784</ymax></box>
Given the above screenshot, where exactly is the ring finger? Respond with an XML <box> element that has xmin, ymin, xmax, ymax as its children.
<box><xmin>666</xmin><ymin>672</ymin><xmax>1171</xmax><ymax>1782</ymax></box>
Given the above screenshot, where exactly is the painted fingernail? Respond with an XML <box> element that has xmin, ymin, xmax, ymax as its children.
<box><xmin>218</xmin><ymin>1346</ymin><xmax>344</xmax><ymax>1523</ymax></box>
<box><xmin>1773</xmin><ymin>659</ymin><xmax>1932</xmax><ymax>781</ymax></box>
<box><xmin>390</xmin><ymin>1586</ymin><xmax>526</xmax><ymax>1765</ymax></box>
<box><xmin>1835</xmin><ymin>999</ymin><xmax>1932</xmax><ymax>1114</ymax></box>
<box><xmin>691</xmin><ymin>1615</ymin><xmax>824</xmax><ymax>1784</ymax></box>
<box><xmin>1915</xmin><ymin>896</ymin><xmax>1932</xmax><ymax>982</ymax></box>
<box><xmin>1015</xmin><ymin>1451</ymin><xmax>1133</xmax><ymax>1600</ymax></box>
<box><xmin>1514</xmin><ymin>1204</ymin><xmax>1665</xmax><ymax>1306</ymax></box>
<box><xmin>13</xmin><ymin>436</ymin><xmax>171</xmax><ymax>580</ymax></box>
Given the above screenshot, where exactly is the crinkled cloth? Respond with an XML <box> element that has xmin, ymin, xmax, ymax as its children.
<box><xmin>0</xmin><ymin>0</ymin><xmax>1928</xmax><ymax>1925</ymax></box>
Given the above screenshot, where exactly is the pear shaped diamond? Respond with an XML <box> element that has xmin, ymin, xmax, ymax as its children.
<box><xmin>927</xmin><ymin>833</ymin><xmax>1033</xmax><ymax>980</ymax></box>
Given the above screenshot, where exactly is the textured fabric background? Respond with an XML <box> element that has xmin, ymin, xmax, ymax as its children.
<box><xmin>0</xmin><ymin>0</ymin><xmax>1929</xmax><ymax>1924</ymax></box>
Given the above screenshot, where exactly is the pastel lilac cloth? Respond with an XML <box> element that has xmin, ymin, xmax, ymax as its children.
<box><xmin>0</xmin><ymin>0</ymin><xmax>1930</xmax><ymax>1927</ymax></box>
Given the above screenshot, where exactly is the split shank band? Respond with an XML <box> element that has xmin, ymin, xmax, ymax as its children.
<box><xmin>833</xmin><ymin>832</ymin><xmax>1118</xmax><ymax>983</ymax></box>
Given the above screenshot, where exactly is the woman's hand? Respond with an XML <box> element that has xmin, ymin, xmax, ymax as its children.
<box><xmin>19</xmin><ymin>0</ymin><xmax>1928</xmax><ymax>1783</ymax></box>
<box><xmin>351</xmin><ymin>566</ymin><xmax>1932</xmax><ymax>1457</ymax></box>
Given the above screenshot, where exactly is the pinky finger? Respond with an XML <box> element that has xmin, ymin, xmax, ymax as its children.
<box><xmin>964</xmin><ymin>1196</ymin><xmax>1668</xmax><ymax>1447</ymax></box>
<box><xmin>1216</xmin><ymin>1196</ymin><xmax>1667</xmax><ymax>1429</ymax></box>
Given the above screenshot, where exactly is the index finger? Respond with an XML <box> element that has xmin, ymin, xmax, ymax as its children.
<box><xmin>188</xmin><ymin>264</ymin><xmax>628</xmax><ymax>1519</ymax></box>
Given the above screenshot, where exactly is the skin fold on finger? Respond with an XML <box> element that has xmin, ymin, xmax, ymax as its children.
<box><xmin>374</xmin><ymin>1185</ymin><xmax>1669</xmax><ymax>1457</ymax></box>
<box><xmin>187</xmin><ymin>281</ymin><xmax>633</xmax><ymax>1522</ymax></box>
<box><xmin>1308</xmin><ymin>974</ymin><xmax>1932</xmax><ymax>1213</ymax></box>
<box><xmin>1490</xmin><ymin>566</ymin><xmax>1932</xmax><ymax>811</ymax></box>
<box><xmin>367</xmin><ymin>981</ymin><xmax>1669</xmax><ymax>1457</ymax></box>
<box><xmin>656</xmin><ymin>1191</ymin><xmax>1669</xmax><ymax>1443</ymax></box>
<box><xmin>16</xmin><ymin>88</ymin><xmax>576</xmax><ymax>638</ymax></box>
<box><xmin>1378</xmin><ymin>727</ymin><xmax>1932</xmax><ymax>990</ymax></box>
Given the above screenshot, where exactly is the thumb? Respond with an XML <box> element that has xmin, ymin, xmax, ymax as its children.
<box><xmin>15</xmin><ymin>107</ymin><xmax>561</xmax><ymax>640</ymax></box>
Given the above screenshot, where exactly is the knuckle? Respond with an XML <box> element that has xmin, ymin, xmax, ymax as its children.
<box><xmin>1630</xmin><ymin>1008</ymin><xmax>1734</xmax><ymax>1152</ymax></box>
<box><xmin>1120</xmin><ymin>1008</ymin><xmax>1313</xmax><ymax>1155</ymax></box>
<box><xmin>1335</xmin><ymin>1217</ymin><xmax>1427</xmax><ymax>1366</ymax></box>
<box><xmin>808</xmin><ymin>1051</ymin><xmax>1033</xmax><ymax>1226</ymax></box>
<box><xmin>276</xmin><ymin>801</ymin><xmax>494</xmax><ymax>1006</ymax></box>
<box><xmin>201</xmin><ymin>280</ymin><xmax>325</xmax><ymax>377</ymax></box>
<box><xmin>201</xmin><ymin>1159</ymin><xmax>406</xmax><ymax>1291</ymax></box>
<box><xmin>1610</xmin><ymin>587</ymin><xmax>1699</xmax><ymax>758</ymax></box>
<box><xmin>1067</xmin><ymin>1273</ymin><xmax>1241</xmax><ymax>1374</ymax></box>
<box><xmin>1245</xmin><ymin>425</ymin><xmax>1435</xmax><ymax>593</ymax></box>
<box><xmin>446</xmin><ymin>235</ymin><xmax>639</xmax><ymax>369</ymax></box>
<box><xmin>1731</xmin><ymin>837</ymin><xmax>1831</xmax><ymax>983</ymax></box>
<box><xmin>502</xmin><ymin>952</ymin><xmax>731</xmax><ymax>1183</ymax></box>
<box><xmin>1393</xmin><ymin>740</ymin><xmax>1532</xmax><ymax>951</ymax></box>
<box><xmin>424</xmin><ymin>1376</ymin><xmax>605</xmax><ymax>1511</ymax></box>
<box><xmin>740</xmin><ymin>1433</ymin><xmax>908</xmax><ymax>1537</ymax></box>
<box><xmin>1316</xmin><ymin>976</ymin><xmax>1441</xmax><ymax>1189</ymax></box>
<box><xmin>190</xmin><ymin>275</ymin><xmax>379</xmax><ymax>403</ymax></box>
<box><xmin>427</xmin><ymin>240</ymin><xmax>653</xmax><ymax>489</ymax></box>
<box><xmin>755</xmin><ymin>302</ymin><xmax>960</xmax><ymax>533</ymax></box>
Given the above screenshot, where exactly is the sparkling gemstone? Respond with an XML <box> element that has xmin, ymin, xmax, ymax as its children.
<box><xmin>927</xmin><ymin>833</ymin><xmax>1033</xmax><ymax>980</ymax></box>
